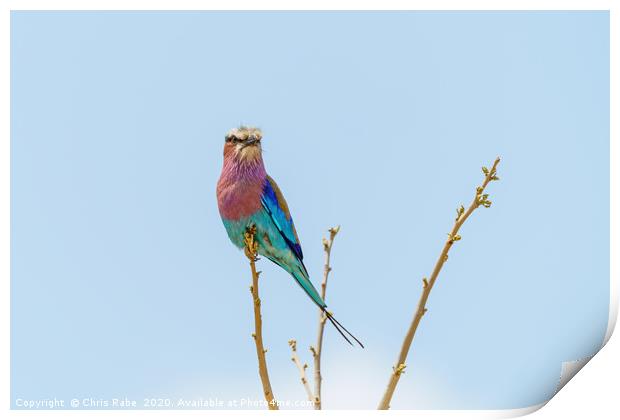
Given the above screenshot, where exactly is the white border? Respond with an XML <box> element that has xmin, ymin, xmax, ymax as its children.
<box><xmin>2</xmin><ymin>1</ymin><xmax>617</xmax><ymax>419</ymax></box>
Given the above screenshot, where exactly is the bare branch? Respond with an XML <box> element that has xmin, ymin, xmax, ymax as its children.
<box><xmin>378</xmin><ymin>158</ymin><xmax>501</xmax><ymax>410</ymax></box>
<box><xmin>287</xmin><ymin>226</ymin><xmax>340</xmax><ymax>409</ymax></box>
<box><xmin>312</xmin><ymin>225</ymin><xmax>340</xmax><ymax>409</ymax></box>
<box><xmin>244</xmin><ymin>226</ymin><xmax>278</xmax><ymax>410</ymax></box>
<box><xmin>288</xmin><ymin>340</ymin><xmax>315</xmax><ymax>403</ymax></box>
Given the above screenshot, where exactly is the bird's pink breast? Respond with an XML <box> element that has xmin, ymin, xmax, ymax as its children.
<box><xmin>217</xmin><ymin>156</ymin><xmax>267</xmax><ymax>220</ymax></box>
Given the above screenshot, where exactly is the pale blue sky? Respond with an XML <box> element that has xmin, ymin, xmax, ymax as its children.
<box><xmin>11</xmin><ymin>11</ymin><xmax>609</xmax><ymax>409</ymax></box>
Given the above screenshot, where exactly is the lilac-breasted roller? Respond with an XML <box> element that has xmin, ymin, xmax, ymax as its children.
<box><xmin>216</xmin><ymin>126</ymin><xmax>363</xmax><ymax>347</ymax></box>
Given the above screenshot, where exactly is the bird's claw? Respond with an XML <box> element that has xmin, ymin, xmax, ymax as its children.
<box><xmin>243</xmin><ymin>225</ymin><xmax>259</xmax><ymax>260</ymax></box>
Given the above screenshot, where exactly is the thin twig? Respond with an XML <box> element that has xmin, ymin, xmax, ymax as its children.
<box><xmin>288</xmin><ymin>340</ymin><xmax>315</xmax><ymax>402</ymax></box>
<box><xmin>244</xmin><ymin>226</ymin><xmax>278</xmax><ymax>410</ymax></box>
<box><xmin>310</xmin><ymin>225</ymin><xmax>340</xmax><ymax>409</ymax></box>
<box><xmin>377</xmin><ymin>158</ymin><xmax>501</xmax><ymax>410</ymax></box>
<box><xmin>287</xmin><ymin>226</ymin><xmax>340</xmax><ymax>409</ymax></box>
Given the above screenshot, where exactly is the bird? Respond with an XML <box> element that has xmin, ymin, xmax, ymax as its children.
<box><xmin>216</xmin><ymin>126</ymin><xmax>363</xmax><ymax>347</ymax></box>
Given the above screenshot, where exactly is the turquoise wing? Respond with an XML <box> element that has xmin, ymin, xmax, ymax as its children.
<box><xmin>260</xmin><ymin>175</ymin><xmax>363</xmax><ymax>347</ymax></box>
<box><xmin>260</xmin><ymin>175</ymin><xmax>305</xmax><ymax>265</ymax></box>
<box><xmin>261</xmin><ymin>175</ymin><xmax>325</xmax><ymax>307</ymax></box>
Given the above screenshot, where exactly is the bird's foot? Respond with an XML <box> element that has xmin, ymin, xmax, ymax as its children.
<box><xmin>244</xmin><ymin>225</ymin><xmax>259</xmax><ymax>260</ymax></box>
<box><xmin>245</xmin><ymin>225</ymin><xmax>257</xmax><ymax>236</ymax></box>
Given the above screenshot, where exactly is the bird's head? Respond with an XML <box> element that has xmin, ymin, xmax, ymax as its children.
<box><xmin>223</xmin><ymin>126</ymin><xmax>263</xmax><ymax>164</ymax></box>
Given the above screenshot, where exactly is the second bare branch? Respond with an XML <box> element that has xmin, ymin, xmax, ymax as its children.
<box><xmin>311</xmin><ymin>226</ymin><xmax>339</xmax><ymax>409</ymax></box>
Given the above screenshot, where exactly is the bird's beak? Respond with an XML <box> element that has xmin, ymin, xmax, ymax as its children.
<box><xmin>241</xmin><ymin>138</ymin><xmax>259</xmax><ymax>149</ymax></box>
